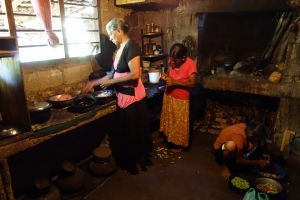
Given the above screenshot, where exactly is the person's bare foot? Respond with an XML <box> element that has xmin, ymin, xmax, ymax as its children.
<box><xmin>221</xmin><ymin>165</ymin><xmax>231</xmax><ymax>180</ymax></box>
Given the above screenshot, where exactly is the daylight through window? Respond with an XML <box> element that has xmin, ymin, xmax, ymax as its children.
<box><xmin>0</xmin><ymin>0</ymin><xmax>100</xmax><ymax>62</ymax></box>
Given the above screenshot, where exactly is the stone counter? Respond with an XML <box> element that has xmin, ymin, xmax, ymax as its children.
<box><xmin>202</xmin><ymin>75</ymin><xmax>300</xmax><ymax>98</ymax></box>
<box><xmin>0</xmin><ymin>101</ymin><xmax>116</xmax><ymax>159</ymax></box>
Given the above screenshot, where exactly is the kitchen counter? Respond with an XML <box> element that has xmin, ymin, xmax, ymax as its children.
<box><xmin>0</xmin><ymin>101</ymin><xmax>116</xmax><ymax>159</ymax></box>
<box><xmin>0</xmin><ymin>100</ymin><xmax>117</xmax><ymax>200</ymax></box>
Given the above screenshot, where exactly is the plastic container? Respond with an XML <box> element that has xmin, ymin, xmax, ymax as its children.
<box><xmin>148</xmin><ymin>70</ymin><xmax>161</xmax><ymax>84</ymax></box>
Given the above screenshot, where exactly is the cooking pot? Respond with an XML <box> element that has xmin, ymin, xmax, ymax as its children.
<box><xmin>48</xmin><ymin>94</ymin><xmax>74</xmax><ymax>108</ymax></box>
<box><xmin>94</xmin><ymin>90</ymin><xmax>115</xmax><ymax>105</ymax></box>
<box><xmin>148</xmin><ymin>69</ymin><xmax>161</xmax><ymax>84</ymax></box>
<box><xmin>70</xmin><ymin>95</ymin><xmax>96</xmax><ymax>113</ymax></box>
<box><xmin>28</xmin><ymin>102</ymin><xmax>52</xmax><ymax>124</ymax></box>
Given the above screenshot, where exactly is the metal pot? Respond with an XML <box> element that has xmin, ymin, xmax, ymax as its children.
<box><xmin>28</xmin><ymin>102</ymin><xmax>52</xmax><ymax>124</ymax></box>
<box><xmin>94</xmin><ymin>90</ymin><xmax>114</xmax><ymax>105</ymax></box>
<box><xmin>70</xmin><ymin>95</ymin><xmax>96</xmax><ymax>113</ymax></box>
<box><xmin>48</xmin><ymin>94</ymin><xmax>74</xmax><ymax>108</ymax></box>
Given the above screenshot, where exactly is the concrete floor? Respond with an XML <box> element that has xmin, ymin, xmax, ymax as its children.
<box><xmin>70</xmin><ymin>131</ymin><xmax>300</xmax><ymax>200</ymax></box>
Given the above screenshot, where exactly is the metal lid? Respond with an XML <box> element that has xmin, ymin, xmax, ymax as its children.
<box><xmin>28</xmin><ymin>102</ymin><xmax>52</xmax><ymax>111</ymax></box>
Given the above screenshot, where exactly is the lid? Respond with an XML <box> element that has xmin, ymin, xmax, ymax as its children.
<box><xmin>29</xmin><ymin>102</ymin><xmax>52</xmax><ymax>111</ymax></box>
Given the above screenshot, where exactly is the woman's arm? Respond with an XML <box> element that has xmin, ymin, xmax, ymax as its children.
<box><xmin>165</xmin><ymin>73</ymin><xmax>197</xmax><ymax>88</ymax></box>
<box><xmin>236</xmin><ymin>156</ymin><xmax>269</xmax><ymax>169</ymax></box>
<box><xmin>81</xmin><ymin>73</ymin><xmax>113</xmax><ymax>93</ymax></box>
<box><xmin>99</xmin><ymin>56</ymin><xmax>141</xmax><ymax>89</ymax></box>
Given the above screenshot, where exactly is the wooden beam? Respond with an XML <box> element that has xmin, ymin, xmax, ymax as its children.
<box><xmin>0</xmin><ymin>159</ymin><xmax>14</xmax><ymax>200</ymax></box>
<box><xmin>4</xmin><ymin>0</ymin><xmax>17</xmax><ymax>37</ymax></box>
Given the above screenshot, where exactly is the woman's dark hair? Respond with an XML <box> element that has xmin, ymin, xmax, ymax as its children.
<box><xmin>246</xmin><ymin>121</ymin><xmax>267</xmax><ymax>145</ymax></box>
<box><xmin>169</xmin><ymin>43</ymin><xmax>188</xmax><ymax>59</ymax></box>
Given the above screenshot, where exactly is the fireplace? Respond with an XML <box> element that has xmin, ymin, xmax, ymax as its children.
<box><xmin>197</xmin><ymin>11</ymin><xmax>278</xmax><ymax>69</ymax></box>
<box><xmin>196</xmin><ymin>10</ymin><xmax>300</xmax><ymax>150</ymax></box>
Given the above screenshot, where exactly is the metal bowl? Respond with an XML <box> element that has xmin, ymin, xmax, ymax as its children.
<box><xmin>0</xmin><ymin>127</ymin><xmax>21</xmax><ymax>139</ymax></box>
<box><xmin>255</xmin><ymin>177</ymin><xmax>282</xmax><ymax>195</ymax></box>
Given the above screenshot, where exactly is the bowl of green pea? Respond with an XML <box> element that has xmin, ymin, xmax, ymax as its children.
<box><xmin>228</xmin><ymin>176</ymin><xmax>251</xmax><ymax>194</ymax></box>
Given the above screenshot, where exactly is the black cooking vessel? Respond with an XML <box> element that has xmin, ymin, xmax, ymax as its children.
<box><xmin>48</xmin><ymin>94</ymin><xmax>74</xmax><ymax>108</ymax></box>
<box><xmin>28</xmin><ymin>102</ymin><xmax>52</xmax><ymax>124</ymax></box>
<box><xmin>70</xmin><ymin>95</ymin><xmax>97</xmax><ymax>113</ymax></box>
<box><xmin>94</xmin><ymin>90</ymin><xmax>115</xmax><ymax>105</ymax></box>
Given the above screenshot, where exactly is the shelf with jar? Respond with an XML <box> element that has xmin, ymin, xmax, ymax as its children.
<box><xmin>141</xmin><ymin>23</ymin><xmax>167</xmax><ymax>71</ymax></box>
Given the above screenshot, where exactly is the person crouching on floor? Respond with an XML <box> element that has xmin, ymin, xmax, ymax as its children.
<box><xmin>213</xmin><ymin>121</ymin><xmax>270</xmax><ymax>179</ymax></box>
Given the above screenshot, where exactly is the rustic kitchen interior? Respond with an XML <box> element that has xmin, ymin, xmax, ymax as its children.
<box><xmin>1</xmin><ymin>0</ymin><xmax>300</xmax><ymax>199</ymax></box>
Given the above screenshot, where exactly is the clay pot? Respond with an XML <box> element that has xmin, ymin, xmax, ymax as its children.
<box><xmin>25</xmin><ymin>178</ymin><xmax>61</xmax><ymax>200</ymax></box>
<box><xmin>88</xmin><ymin>146</ymin><xmax>117</xmax><ymax>176</ymax></box>
<box><xmin>56</xmin><ymin>161</ymin><xmax>86</xmax><ymax>194</ymax></box>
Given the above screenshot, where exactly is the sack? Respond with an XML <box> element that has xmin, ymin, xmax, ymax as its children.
<box><xmin>243</xmin><ymin>188</ymin><xmax>270</xmax><ymax>200</ymax></box>
<box><xmin>243</xmin><ymin>188</ymin><xmax>256</xmax><ymax>200</ymax></box>
<box><xmin>257</xmin><ymin>192</ymin><xmax>270</xmax><ymax>200</ymax></box>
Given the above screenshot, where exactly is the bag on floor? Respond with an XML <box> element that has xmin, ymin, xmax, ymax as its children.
<box><xmin>243</xmin><ymin>188</ymin><xmax>270</xmax><ymax>200</ymax></box>
<box><xmin>257</xmin><ymin>192</ymin><xmax>270</xmax><ymax>200</ymax></box>
<box><xmin>243</xmin><ymin>188</ymin><xmax>256</xmax><ymax>200</ymax></box>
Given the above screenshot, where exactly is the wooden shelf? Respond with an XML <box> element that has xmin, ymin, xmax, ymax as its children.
<box><xmin>142</xmin><ymin>54</ymin><xmax>166</xmax><ymax>59</ymax></box>
<box><xmin>141</xmin><ymin>32</ymin><xmax>163</xmax><ymax>37</ymax></box>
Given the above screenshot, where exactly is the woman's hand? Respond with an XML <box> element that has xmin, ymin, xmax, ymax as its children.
<box><xmin>161</xmin><ymin>74</ymin><xmax>168</xmax><ymax>81</ymax></box>
<box><xmin>99</xmin><ymin>79</ymin><xmax>113</xmax><ymax>90</ymax></box>
<box><xmin>256</xmin><ymin>159</ymin><xmax>269</xmax><ymax>169</ymax></box>
<box><xmin>81</xmin><ymin>80</ymin><xmax>97</xmax><ymax>94</ymax></box>
<box><xmin>165</xmin><ymin>77</ymin><xmax>174</xmax><ymax>86</ymax></box>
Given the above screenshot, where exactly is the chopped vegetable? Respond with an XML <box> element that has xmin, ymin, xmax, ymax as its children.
<box><xmin>231</xmin><ymin>177</ymin><xmax>250</xmax><ymax>190</ymax></box>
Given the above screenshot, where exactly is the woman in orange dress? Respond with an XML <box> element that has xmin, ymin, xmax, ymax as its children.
<box><xmin>160</xmin><ymin>43</ymin><xmax>197</xmax><ymax>148</ymax></box>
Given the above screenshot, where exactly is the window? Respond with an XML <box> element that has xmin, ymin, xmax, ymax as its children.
<box><xmin>0</xmin><ymin>0</ymin><xmax>100</xmax><ymax>63</ymax></box>
<box><xmin>0</xmin><ymin>2</ymin><xmax>10</xmax><ymax>37</ymax></box>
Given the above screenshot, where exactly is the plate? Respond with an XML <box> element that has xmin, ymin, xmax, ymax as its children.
<box><xmin>259</xmin><ymin>164</ymin><xmax>286</xmax><ymax>180</ymax></box>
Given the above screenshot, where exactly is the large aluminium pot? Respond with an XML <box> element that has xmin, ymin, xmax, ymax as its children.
<box><xmin>28</xmin><ymin>102</ymin><xmax>52</xmax><ymax>124</ymax></box>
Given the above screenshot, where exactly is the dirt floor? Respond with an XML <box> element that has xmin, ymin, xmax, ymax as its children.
<box><xmin>68</xmin><ymin>128</ymin><xmax>300</xmax><ymax>200</ymax></box>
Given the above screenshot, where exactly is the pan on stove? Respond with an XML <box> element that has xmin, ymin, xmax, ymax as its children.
<box><xmin>94</xmin><ymin>90</ymin><xmax>115</xmax><ymax>105</ymax></box>
<box><xmin>69</xmin><ymin>94</ymin><xmax>97</xmax><ymax>113</ymax></box>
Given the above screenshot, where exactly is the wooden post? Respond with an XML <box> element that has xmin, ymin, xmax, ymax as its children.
<box><xmin>0</xmin><ymin>159</ymin><xmax>14</xmax><ymax>200</ymax></box>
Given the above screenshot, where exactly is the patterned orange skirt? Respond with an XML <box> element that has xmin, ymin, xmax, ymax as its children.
<box><xmin>160</xmin><ymin>93</ymin><xmax>190</xmax><ymax>147</ymax></box>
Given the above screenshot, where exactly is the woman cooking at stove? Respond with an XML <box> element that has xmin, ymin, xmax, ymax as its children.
<box><xmin>160</xmin><ymin>43</ymin><xmax>197</xmax><ymax>150</ymax></box>
<box><xmin>82</xmin><ymin>18</ymin><xmax>153</xmax><ymax>174</ymax></box>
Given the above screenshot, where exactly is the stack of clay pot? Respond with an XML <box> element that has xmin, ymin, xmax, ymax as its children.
<box><xmin>88</xmin><ymin>146</ymin><xmax>117</xmax><ymax>176</ymax></box>
<box><xmin>25</xmin><ymin>178</ymin><xmax>61</xmax><ymax>200</ymax></box>
<box><xmin>56</xmin><ymin>160</ymin><xmax>86</xmax><ymax>194</ymax></box>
